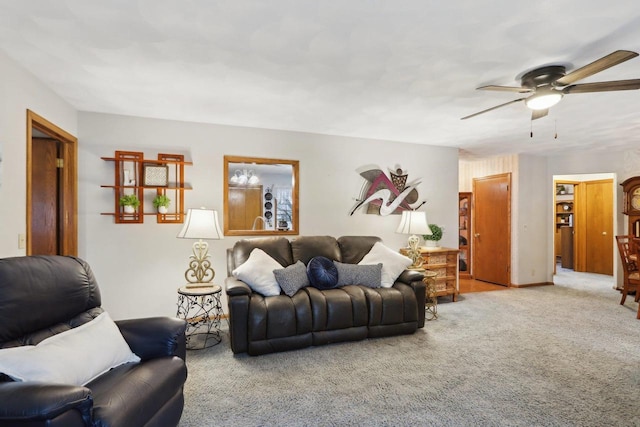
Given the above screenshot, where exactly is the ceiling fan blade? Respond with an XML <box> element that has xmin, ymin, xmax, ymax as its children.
<box><xmin>531</xmin><ymin>109</ymin><xmax>548</xmax><ymax>120</ymax></box>
<box><xmin>555</xmin><ymin>50</ymin><xmax>639</xmax><ymax>86</ymax></box>
<box><xmin>477</xmin><ymin>85</ymin><xmax>533</xmax><ymax>93</ymax></box>
<box><xmin>461</xmin><ymin>98</ymin><xmax>526</xmax><ymax>120</ymax></box>
<box><xmin>563</xmin><ymin>79</ymin><xmax>640</xmax><ymax>94</ymax></box>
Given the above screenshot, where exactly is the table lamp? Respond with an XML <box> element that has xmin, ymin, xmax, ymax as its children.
<box><xmin>177</xmin><ymin>207</ymin><xmax>223</xmax><ymax>288</ymax></box>
<box><xmin>396</xmin><ymin>210</ymin><xmax>432</xmax><ymax>269</ymax></box>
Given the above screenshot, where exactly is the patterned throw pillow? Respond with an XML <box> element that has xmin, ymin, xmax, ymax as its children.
<box><xmin>273</xmin><ymin>261</ymin><xmax>310</xmax><ymax>297</ymax></box>
<box><xmin>307</xmin><ymin>256</ymin><xmax>339</xmax><ymax>290</ymax></box>
<box><xmin>334</xmin><ymin>261</ymin><xmax>382</xmax><ymax>288</ymax></box>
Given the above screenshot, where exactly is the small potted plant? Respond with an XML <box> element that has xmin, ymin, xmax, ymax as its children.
<box><xmin>152</xmin><ymin>194</ymin><xmax>171</xmax><ymax>214</ymax></box>
<box><xmin>119</xmin><ymin>194</ymin><xmax>140</xmax><ymax>214</ymax></box>
<box><xmin>423</xmin><ymin>223</ymin><xmax>444</xmax><ymax>248</ymax></box>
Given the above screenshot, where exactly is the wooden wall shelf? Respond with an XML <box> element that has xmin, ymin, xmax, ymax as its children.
<box><xmin>101</xmin><ymin>151</ymin><xmax>192</xmax><ymax>224</ymax></box>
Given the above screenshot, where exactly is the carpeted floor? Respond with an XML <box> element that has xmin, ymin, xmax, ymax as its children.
<box><xmin>180</xmin><ymin>269</ymin><xmax>640</xmax><ymax>426</ymax></box>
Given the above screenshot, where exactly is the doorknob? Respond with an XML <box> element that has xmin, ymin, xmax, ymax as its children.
<box><xmin>474</xmin><ymin>233</ymin><xmax>480</xmax><ymax>238</ymax></box>
<box><xmin>602</xmin><ymin>231</ymin><xmax>607</xmax><ymax>235</ymax></box>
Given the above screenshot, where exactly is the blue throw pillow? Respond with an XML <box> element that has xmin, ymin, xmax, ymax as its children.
<box><xmin>307</xmin><ymin>256</ymin><xmax>339</xmax><ymax>290</ymax></box>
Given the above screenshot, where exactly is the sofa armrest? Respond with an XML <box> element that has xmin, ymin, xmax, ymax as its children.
<box><xmin>116</xmin><ymin>317</ymin><xmax>187</xmax><ymax>362</ymax></box>
<box><xmin>225</xmin><ymin>277</ymin><xmax>252</xmax><ymax>354</ymax></box>
<box><xmin>397</xmin><ymin>269</ymin><xmax>424</xmax><ymax>285</ymax></box>
<box><xmin>395</xmin><ymin>269</ymin><xmax>426</xmax><ymax>328</ymax></box>
<box><xmin>225</xmin><ymin>276</ymin><xmax>252</xmax><ymax>296</ymax></box>
<box><xmin>0</xmin><ymin>382</ymin><xmax>92</xmax><ymax>426</ymax></box>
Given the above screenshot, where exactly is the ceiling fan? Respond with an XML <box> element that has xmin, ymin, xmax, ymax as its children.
<box><xmin>461</xmin><ymin>50</ymin><xmax>640</xmax><ymax>121</ymax></box>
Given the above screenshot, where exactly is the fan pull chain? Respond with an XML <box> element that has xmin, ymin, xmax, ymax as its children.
<box><xmin>555</xmin><ymin>120</ymin><xmax>558</xmax><ymax>139</ymax></box>
<box><xmin>530</xmin><ymin>119</ymin><xmax>533</xmax><ymax>138</ymax></box>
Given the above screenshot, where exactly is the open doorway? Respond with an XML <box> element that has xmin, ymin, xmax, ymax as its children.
<box><xmin>26</xmin><ymin>110</ymin><xmax>78</xmax><ymax>256</ymax></box>
<box><xmin>552</xmin><ymin>173</ymin><xmax>617</xmax><ymax>281</ymax></box>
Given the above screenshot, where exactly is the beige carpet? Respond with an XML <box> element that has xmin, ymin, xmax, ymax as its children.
<box><xmin>180</xmin><ymin>269</ymin><xmax>640</xmax><ymax>426</ymax></box>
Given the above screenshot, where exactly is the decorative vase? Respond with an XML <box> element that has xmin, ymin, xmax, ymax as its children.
<box><xmin>124</xmin><ymin>205</ymin><xmax>135</xmax><ymax>214</ymax></box>
<box><xmin>425</xmin><ymin>240</ymin><xmax>439</xmax><ymax>248</ymax></box>
<box><xmin>158</xmin><ymin>206</ymin><xmax>168</xmax><ymax>214</ymax></box>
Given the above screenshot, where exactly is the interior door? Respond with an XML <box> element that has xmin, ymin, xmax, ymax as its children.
<box><xmin>228</xmin><ymin>187</ymin><xmax>263</xmax><ymax>230</ymax></box>
<box><xmin>473</xmin><ymin>173</ymin><xmax>511</xmax><ymax>286</ymax></box>
<box><xmin>575</xmin><ymin>180</ymin><xmax>613</xmax><ymax>275</ymax></box>
<box><xmin>27</xmin><ymin>110</ymin><xmax>78</xmax><ymax>256</ymax></box>
<box><xmin>31</xmin><ymin>137</ymin><xmax>60</xmax><ymax>255</ymax></box>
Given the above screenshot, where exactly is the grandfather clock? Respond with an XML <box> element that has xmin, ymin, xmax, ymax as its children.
<box><xmin>621</xmin><ymin>176</ymin><xmax>640</xmax><ymax>237</ymax></box>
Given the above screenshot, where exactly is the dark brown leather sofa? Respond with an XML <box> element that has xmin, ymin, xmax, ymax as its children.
<box><xmin>225</xmin><ymin>236</ymin><xmax>426</xmax><ymax>356</ymax></box>
<box><xmin>0</xmin><ymin>255</ymin><xmax>187</xmax><ymax>427</ymax></box>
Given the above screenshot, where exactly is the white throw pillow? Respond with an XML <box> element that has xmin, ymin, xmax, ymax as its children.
<box><xmin>358</xmin><ymin>241</ymin><xmax>412</xmax><ymax>287</ymax></box>
<box><xmin>0</xmin><ymin>312</ymin><xmax>140</xmax><ymax>386</ymax></box>
<box><xmin>232</xmin><ymin>248</ymin><xmax>283</xmax><ymax>296</ymax></box>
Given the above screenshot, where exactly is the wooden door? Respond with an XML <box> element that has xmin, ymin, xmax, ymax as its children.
<box><xmin>473</xmin><ymin>173</ymin><xmax>511</xmax><ymax>286</ymax></box>
<box><xmin>228</xmin><ymin>187</ymin><xmax>263</xmax><ymax>230</ymax></box>
<box><xmin>30</xmin><ymin>138</ymin><xmax>61</xmax><ymax>254</ymax></box>
<box><xmin>574</xmin><ymin>180</ymin><xmax>613</xmax><ymax>275</ymax></box>
<box><xmin>27</xmin><ymin>110</ymin><xmax>77</xmax><ymax>256</ymax></box>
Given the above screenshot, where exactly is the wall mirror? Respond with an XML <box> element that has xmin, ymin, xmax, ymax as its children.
<box><xmin>224</xmin><ymin>155</ymin><xmax>299</xmax><ymax>236</ymax></box>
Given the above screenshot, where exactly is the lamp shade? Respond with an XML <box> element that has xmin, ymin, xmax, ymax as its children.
<box><xmin>177</xmin><ymin>208</ymin><xmax>223</xmax><ymax>240</ymax></box>
<box><xmin>396</xmin><ymin>210</ymin><xmax>432</xmax><ymax>236</ymax></box>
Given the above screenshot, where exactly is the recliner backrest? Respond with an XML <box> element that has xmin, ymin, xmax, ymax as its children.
<box><xmin>291</xmin><ymin>236</ymin><xmax>341</xmax><ymax>265</ymax></box>
<box><xmin>0</xmin><ymin>255</ymin><xmax>102</xmax><ymax>346</ymax></box>
<box><xmin>337</xmin><ymin>236</ymin><xmax>382</xmax><ymax>264</ymax></box>
<box><xmin>228</xmin><ymin>237</ymin><xmax>293</xmax><ymax>274</ymax></box>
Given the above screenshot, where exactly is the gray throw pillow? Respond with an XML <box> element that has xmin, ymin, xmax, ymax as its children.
<box><xmin>334</xmin><ymin>261</ymin><xmax>383</xmax><ymax>288</ymax></box>
<box><xmin>273</xmin><ymin>261</ymin><xmax>310</xmax><ymax>297</ymax></box>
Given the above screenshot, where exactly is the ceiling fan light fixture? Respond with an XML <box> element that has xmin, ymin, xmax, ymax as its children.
<box><xmin>525</xmin><ymin>92</ymin><xmax>563</xmax><ymax>110</ymax></box>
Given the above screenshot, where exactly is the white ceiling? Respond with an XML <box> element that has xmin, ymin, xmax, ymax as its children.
<box><xmin>1</xmin><ymin>1</ymin><xmax>639</xmax><ymax>159</ymax></box>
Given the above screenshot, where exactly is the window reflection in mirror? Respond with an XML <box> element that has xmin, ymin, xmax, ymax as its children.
<box><xmin>223</xmin><ymin>156</ymin><xmax>299</xmax><ymax>236</ymax></box>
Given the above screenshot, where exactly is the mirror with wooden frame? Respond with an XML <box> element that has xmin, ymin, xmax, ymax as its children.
<box><xmin>223</xmin><ymin>155</ymin><xmax>299</xmax><ymax>236</ymax></box>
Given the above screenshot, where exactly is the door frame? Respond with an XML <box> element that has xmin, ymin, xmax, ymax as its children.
<box><xmin>551</xmin><ymin>173</ymin><xmax>618</xmax><ymax>284</ymax></box>
<box><xmin>26</xmin><ymin>110</ymin><xmax>78</xmax><ymax>256</ymax></box>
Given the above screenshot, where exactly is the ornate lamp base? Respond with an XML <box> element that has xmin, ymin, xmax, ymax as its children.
<box><xmin>406</xmin><ymin>234</ymin><xmax>424</xmax><ymax>269</ymax></box>
<box><xmin>184</xmin><ymin>239</ymin><xmax>216</xmax><ymax>288</ymax></box>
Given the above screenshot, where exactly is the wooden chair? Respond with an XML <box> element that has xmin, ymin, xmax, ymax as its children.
<box><xmin>615</xmin><ymin>235</ymin><xmax>640</xmax><ymax>319</ymax></box>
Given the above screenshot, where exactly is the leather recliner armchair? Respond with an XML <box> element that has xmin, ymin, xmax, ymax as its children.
<box><xmin>0</xmin><ymin>255</ymin><xmax>188</xmax><ymax>427</ymax></box>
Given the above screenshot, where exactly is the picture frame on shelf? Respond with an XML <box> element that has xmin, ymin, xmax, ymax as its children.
<box><xmin>143</xmin><ymin>164</ymin><xmax>168</xmax><ymax>186</ymax></box>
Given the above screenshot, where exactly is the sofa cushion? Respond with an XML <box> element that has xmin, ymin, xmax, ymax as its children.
<box><xmin>273</xmin><ymin>261</ymin><xmax>310</xmax><ymax>297</ymax></box>
<box><xmin>359</xmin><ymin>242</ymin><xmax>413</xmax><ymax>287</ymax></box>
<box><xmin>307</xmin><ymin>256</ymin><xmax>339</xmax><ymax>290</ymax></box>
<box><xmin>334</xmin><ymin>261</ymin><xmax>382</xmax><ymax>288</ymax></box>
<box><xmin>292</xmin><ymin>236</ymin><xmax>341</xmax><ymax>265</ymax></box>
<box><xmin>232</xmin><ymin>249</ymin><xmax>282</xmax><ymax>297</ymax></box>
<box><xmin>230</xmin><ymin>237</ymin><xmax>293</xmax><ymax>272</ymax></box>
<box><xmin>247</xmin><ymin>292</ymin><xmax>312</xmax><ymax>343</ymax></box>
<box><xmin>0</xmin><ymin>312</ymin><xmax>140</xmax><ymax>386</ymax></box>
<box><xmin>337</xmin><ymin>236</ymin><xmax>382</xmax><ymax>264</ymax></box>
<box><xmin>305</xmin><ymin>286</ymin><xmax>368</xmax><ymax>331</ymax></box>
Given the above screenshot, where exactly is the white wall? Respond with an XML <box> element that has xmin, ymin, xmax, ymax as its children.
<box><xmin>78</xmin><ymin>112</ymin><xmax>459</xmax><ymax>319</ymax></box>
<box><xmin>459</xmin><ymin>154</ymin><xmax>551</xmax><ymax>286</ymax></box>
<box><xmin>515</xmin><ymin>154</ymin><xmax>548</xmax><ymax>285</ymax></box>
<box><xmin>0</xmin><ymin>50</ymin><xmax>77</xmax><ymax>257</ymax></box>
